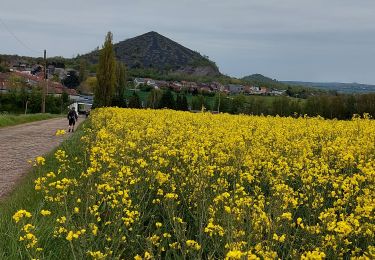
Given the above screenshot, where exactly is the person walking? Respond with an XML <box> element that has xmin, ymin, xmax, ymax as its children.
<box><xmin>67</xmin><ymin>107</ymin><xmax>78</xmax><ymax>132</ymax></box>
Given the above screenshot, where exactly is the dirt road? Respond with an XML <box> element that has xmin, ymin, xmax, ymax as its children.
<box><xmin>0</xmin><ymin>117</ymin><xmax>83</xmax><ymax>198</ymax></box>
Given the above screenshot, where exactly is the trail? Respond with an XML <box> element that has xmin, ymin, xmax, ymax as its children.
<box><xmin>0</xmin><ymin>117</ymin><xmax>83</xmax><ymax>198</ymax></box>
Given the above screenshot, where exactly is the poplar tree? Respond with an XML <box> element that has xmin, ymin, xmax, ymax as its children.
<box><xmin>95</xmin><ymin>31</ymin><xmax>116</xmax><ymax>107</ymax></box>
<box><xmin>112</xmin><ymin>61</ymin><xmax>127</xmax><ymax>107</ymax></box>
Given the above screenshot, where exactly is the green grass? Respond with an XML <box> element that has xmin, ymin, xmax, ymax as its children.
<box><xmin>0</xmin><ymin>113</ymin><xmax>62</xmax><ymax>128</ymax></box>
<box><xmin>0</xmin><ymin>123</ymin><xmax>86</xmax><ymax>259</ymax></box>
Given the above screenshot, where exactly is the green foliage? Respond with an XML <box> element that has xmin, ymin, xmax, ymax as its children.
<box><xmin>188</xmin><ymin>56</ymin><xmax>219</xmax><ymax>71</ymax></box>
<box><xmin>0</xmin><ymin>64</ymin><xmax>8</xmax><ymax>72</ymax></box>
<box><xmin>146</xmin><ymin>89</ymin><xmax>162</xmax><ymax>109</ymax></box>
<box><xmin>0</xmin><ymin>113</ymin><xmax>60</xmax><ymax>127</ymax></box>
<box><xmin>112</xmin><ymin>62</ymin><xmax>127</xmax><ymax>107</ymax></box>
<box><xmin>0</xmin><ymin>88</ymin><xmax>70</xmax><ymax>114</ymax></box>
<box><xmin>191</xmin><ymin>95</ymin><xmax>210</xmax><ymax>110</ymax></box>
<box><xmin>230</xmin><ymin>94</ymin><xmax>246</xmax><ymax>114</ymax></box>
<box><xmin>139</xmin><ymin>84</ymin><xmax>153</xmax><ymax>92</ymax></box>
<box><xmin>78</xmin><ymin>59</ymin><xmax>88</xmax><ymax>83</ymax></box>
<box><xmin>95</xmin><ymin>32</ymin><xmax>116</xmax><ymax>107</ymax></box>
<box><xmin>79</xmin><ymin>77</ymin><xmax>96</xmax><ymax>94</ymax></box>
<box><xmin>175</xmin><ymin>94</ymin><xmax>189</xmax><ymax>111</ymax></box>
<box><xmin>158</xmin><ymin>89</ymin><xmax>176</xmax><ymax>109</ymax></box>
<box><xmin>62</xmin><ymin>70</ymin><xmax>80</xmax><ymax>89</ymax></box>
<box><xmin>213</xmin><ymin>93</ymin><xmax>232</xmax><ymax>113</ymax></box>
<box><xmin>128</xmin><ymin>92</ymin><xmax>142</xmax><ymax>108</ymax></box>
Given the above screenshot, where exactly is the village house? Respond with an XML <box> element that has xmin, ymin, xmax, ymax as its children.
<box><xmin>0</xmin><ymin>73</ymin><xmax>9</xmax><ymax>93</ymax></box>
<box><xmin>227</xmin><ymin>84</ymin><xmax>244</xmax><ymax>94</ymax></box>
<box><xmin>169</xmin><ymin>81</ymin><xmax>183</xmax><ymax>92</ymax></box>
<box><xmin>269</xmin><ymin>89</ymin><xmax>286</xmax><ymax>96</ymax></box>
<box><xmin>259</xmin><ymin>87</ymin><xmax>268</xmax><ymax>95</ymax></box>
<box><xmin>0</xmin><ymin>71</ymin><xmax>78</xmax><ymax>99</ymax></box>
<box><xmin>155</xmin><ymin>80</ymin><xmax>168</xmax><ymax>88</ymax></box>
<box><xmin>134</xmin><ymin>78</ymin><xmax>146</xmax><ymax>88</ymax></box>
<box><xmin>134</xmin><ymin>78</ymin><xmax>159</xmax><ymax>89</ymax></box>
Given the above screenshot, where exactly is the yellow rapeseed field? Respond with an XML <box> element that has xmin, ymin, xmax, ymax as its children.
<box><xmin>14</xmin><ymin>108</ymin><xmax>375</xmax><ymax>259</ymax></box>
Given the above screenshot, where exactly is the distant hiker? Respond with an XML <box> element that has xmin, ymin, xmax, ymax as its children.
<box><xmin>67</xmin><ymin>107</ymin><xmax>78</xmax><ymax>132</ymax></box>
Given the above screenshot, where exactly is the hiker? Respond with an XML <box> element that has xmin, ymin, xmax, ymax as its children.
<box><xmin>67</xmin><ymin>107</ymin><xmax>78</xmax><ymax>132</ymax></box>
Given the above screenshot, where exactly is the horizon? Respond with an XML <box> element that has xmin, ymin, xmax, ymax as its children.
<box><xmin>1</xmin><ymin>1</ymin><xmax>375</xmax><ymax>84</ymax></box>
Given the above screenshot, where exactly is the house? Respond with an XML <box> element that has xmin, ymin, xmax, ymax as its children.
<box><xmin>210</xmin><ymin>82</ymin><xmax>225</xmax><ymax>92</ymax></box>
<box><xmin>155</xmin><ymin>80</ymin><xmax>168</xmax><ymax>88</ymax></box>
<box><xmin>227</xmin><ymin>84</ymin><xmax>244</xmax><ymax>94</ymax></box>
<box><xmin>260</xmin><ymin>87</ymin><xmax>268</xmax><ymax>95</ymax></box>
<box><xmin>0</xmin><ymin>73</ymin><xmax>9</xmax><ymax>93</ymax></box>
<box><xmin>54</xmin><ymin>68</ymin><xmax>66</xmax><ymax>80</ymax></box>
<box><xmin>146</xmin><ymin>79</ymin><xmax>157</xmax><ymax>88</ymax></box>
<box><xmin>47</xmin><ymin>65</ymin><xmax>55</xmax><ymax>75</ymax></box>
<box><xmin>134</xmin><ymin>78</ymin><xmax>146</xmax><ymax>87</ymax></box>
<box><xmin>170</xmin><ymin>81</ymin><xmax>183</xmax><ymax>92</ymax></box>
<box><xmin>200</xmin><ymin>86</ymin><xmax>212</xmax><ymax>93</ymax></box>
<box><xmin>269</xmin><ymin>89</ymin><xmax>286</xmax><ymax>96</ymax></box>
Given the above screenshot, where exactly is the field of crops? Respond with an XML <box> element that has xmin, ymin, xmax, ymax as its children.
<box><xmin>10</xmin><ymin>108</ymin><xmax>375</xmax><ymax>259</ymax></box>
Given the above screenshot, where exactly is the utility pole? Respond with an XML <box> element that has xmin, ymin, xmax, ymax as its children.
<box><xmin>41</xmin><ymin>49</ymin><xmax>46</xmax><ymax>113</ymax></box>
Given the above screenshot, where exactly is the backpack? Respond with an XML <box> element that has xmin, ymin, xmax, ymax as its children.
<box><xmin>68</xmin><ymin>111</ymin><xmax>75</xmax><ymax>120</ymax></box>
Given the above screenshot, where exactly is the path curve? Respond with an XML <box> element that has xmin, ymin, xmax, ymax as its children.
<box><xmin>0</xmin><ymin>117</ymin><xmax>83</xmax><ymax>198</ymax></box>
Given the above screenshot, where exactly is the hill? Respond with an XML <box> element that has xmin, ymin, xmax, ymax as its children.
<box><xmin>283</xmin><ymin>81</ymin><xmax>375</xmax><ymax>94</ymax></box>
<box><xmin>241</xmin><ymin>74</ymin><xmax>294</xmax><ymax>90</ymax></box>
<box><xmin>81</xmin><ymin>31</ymin><xmax>220</xmax><ymax>77</ymax></box>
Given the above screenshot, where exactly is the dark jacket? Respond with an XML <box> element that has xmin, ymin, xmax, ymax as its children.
<box><xmin>67</xmin><ymin>110</ymin><xmax>78</xmax><ymax>121</ymax></box>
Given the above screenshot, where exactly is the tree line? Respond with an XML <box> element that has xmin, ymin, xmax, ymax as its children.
<box><xmin>211</xmin><ymin>93</ymin><xmax>375</xmax><ymax>119</ymax></box>
<box><xmin>0</xmin><ymin>88</ymin><xmax>70</xmax><ymax>114</ymax></box>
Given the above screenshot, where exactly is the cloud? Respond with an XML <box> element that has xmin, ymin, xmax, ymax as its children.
<box><xmin>1</xmin><ymin>0</ymin><xmax>375</xmax><ymax>83</ymax></box>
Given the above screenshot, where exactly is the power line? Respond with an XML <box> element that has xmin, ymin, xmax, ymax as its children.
<box><xmin>0</xmin><ymin>17</ymin><xmax>40</xmax><ymax>55</ymax></box>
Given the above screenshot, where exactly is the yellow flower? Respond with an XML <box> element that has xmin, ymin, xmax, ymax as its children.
<box><xmin>55</xmin><ymin>129</ymin><xmax>66</xmax><ymax>136</ymax></box>
<box><xmin>155</xmin><ymin>222</ymin><xmax>162</xmax><ymax>228</ymax></box>
<box><xmin>186</xmin><ymin>240</ymin><xmax>201</xmax><ymax>250</ymax></box>
<box><xmin>225</xmin><ymin>250</ymin><xmax>244</xmax><ymax>259</ymax></box>
<box><xmin>35</xmin><ymin>156</ymin><xmax>45</xmax><ymax>166</ymax></box>
<box><xmin>40</xmin><ymin>210</ymin><xmax>51</xmax><ymax>216</ymax></box>
<box><xmin>144</xmin><ymin>251</ymin><xmax>152</xmax><ymax>259</ymax></box>
<box><xmin>13</xmin><ymin>210</ymin><xmax>32</xmax><ymax>223</ymax></box>
<box><xmin>66</xmin><ymin>231</ymin><xmax>74</xmax><ymax>241</ymax></box>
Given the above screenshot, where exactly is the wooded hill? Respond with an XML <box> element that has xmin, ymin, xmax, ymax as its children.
<box><xmin>81</xmin><ymin>31</ymin><xmax>220</xmax><ymax>77</ymax></box>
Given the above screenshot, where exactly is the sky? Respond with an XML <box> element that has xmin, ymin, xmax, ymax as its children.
<box><xmin>1</xmin><ymin>0</ymin><xmax>375</xmax><ymax>84</ymax></box>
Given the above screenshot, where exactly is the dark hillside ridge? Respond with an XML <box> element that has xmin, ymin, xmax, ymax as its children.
<box><xmin>82</xmin><ymin>31</ymin><xmax>220</xmax><ymax>76</ymax></box>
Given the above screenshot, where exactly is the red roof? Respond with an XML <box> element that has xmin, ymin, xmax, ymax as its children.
<box><xmin>11</xmin><ymin>71</ymin><xmax>77</xmax><ymax>95</ymax></box>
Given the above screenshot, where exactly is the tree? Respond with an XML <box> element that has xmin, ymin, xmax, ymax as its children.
<box><xmin>175</xmin><ymin>94</ymin><xmax>189</xmax><ymax>111</ymax></box>
<box><xmin>95</xmin><ymin>31</ymin><xmax>116</xmax><ymax>107</ymax></box>
<box><xmin>112</xmin><ymin>61</ymin><xmax>127</xmax><ymax>107</ymax></box>
<box><xmin>230</xmin><ymin>94</ymin><xmax>246</xmax><ymax>114</ymax></box>
<box><xmin>181</xmin><ymin>94</ymin><xmax>189</xmax><ymax>111</ymax></box>
<box><xmin>62</xmin><ymin>70</ymin><xmax>80</xmax><ymax>89</ymax></box>
<box><xmin>175</xmin><ymin>95</ymin><xmax>182</xmax><ymax>110</ymax></box>
<box><xmin>79</xmin><ymin>77</ymin><xmax>97</xmax><ymax>94</ymax></box>
<box><xmin>158</xmin><ymin>89</ymin><xmax>175</xmax><ymax>109</ymax></box>
<box><xmin>214</xmin><ymin>93</ymin><xmax>231</xmax><ymax>113</ymax></box>
<box><xmin>128</xmin><ymin>92</ymin><xmax>142</xmax><ymax>108</ymax></box>
<box><xmin>78</xmin><ymin>59</ymin><xmax>88</xmax><ymax>83</ymax></box>
<box><xmin>146</xmin><ymin>88</ymin><xmax>162</xmax><ymax>109</ymax></box>
<box><xmin>191</xmin><ymin>95</ymin><xmax>208</xmax><ymax>111</ymax></box>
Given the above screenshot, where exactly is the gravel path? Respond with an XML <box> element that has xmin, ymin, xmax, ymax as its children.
<box><xmin>0</xmin><ymin>117</ymin><xmax>83</xmax><ymax>198</ymax></box>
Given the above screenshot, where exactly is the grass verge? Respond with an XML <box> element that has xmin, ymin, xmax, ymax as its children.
<box><xmin>0</xmin><ymin>113</ymin><xmax>62</xmax><ymax>128</ymax></box>
<box><xmin>0</xmin><ymin>122</ymin><xmax>87</xmax><ymax>259</ymax></box>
